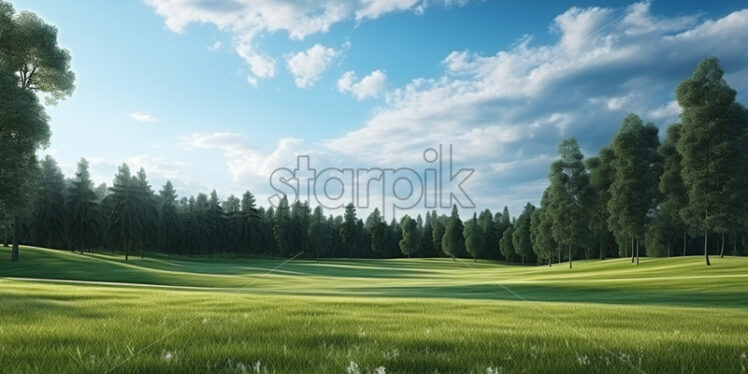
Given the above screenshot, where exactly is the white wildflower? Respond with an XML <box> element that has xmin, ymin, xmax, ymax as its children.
<box><xmin>346</xmin><ymin>361</ymin><xmax>360</xmax><ymax>374</ymax></box>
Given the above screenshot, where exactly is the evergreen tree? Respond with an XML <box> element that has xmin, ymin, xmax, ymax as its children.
<box><xmin>399</xmin><ymin>215</ymin><xmax>418</xmax><ymax>258</ymax></box>
<box><xmin>656</xmin><ymin>124</ymin><xmax>689</xmax><ymax>257</ymax></box>
<box><xmin>32</xmin><ymin>156</ymin><xmax>67</xmax><ymax>249</ymax></box>
<box><xmin>273</xmin><ymin>196</ymin><xmax>292</xmax><ymax>257</ymax></box>
<box><xmin>586</xmin><ymin>147</ymin><xmax>616</xmax><ymax>260</ymax></box>
<box><xmin>548</xmin><ymin>138</ymin><xmax>592</xmax><ymax>269</ymax></box>
<box><xmin>158</xmin><ymin>181</ymin><xmax>180</xmax><ymax>254</ymax></box>
<box><xmin>431</xmin><ymin>211</ymin><xmax>446</xmax><ymax>256</ymax></box>
<box><xmin>418</xmin><ymin>211</ymin><xmax>435</xmax><ymax>256</ymax></box>
<box><xmin>478</xmin><ymin>209</ymin><xmax>498</xmax><ymax>260</ymax></box>
<box><xmin>340</xmin><ymin>203</ymin><xmax>357</xmax><ymax>259</ymax></box>
<box><xmin>463</xmin><ymin>212</ymin><xmax>484</xmax><ymax>262</ymax></box>
<box><xmin>66</xmin><ymin>158</ymin><xmax>99</xmax><ymax>253</ymax></box>
<box><xmin>365</xmin><ymin>208</ymin><xmax>385</xmax><ymax>255</ymax></box>
<box><xmin>441</xmin><ymin>205</ymin><xmax>465</xmax><ymax>260</ymax></box>
<box><xmin>500</xmin><ymin>226</ymin><xmax>514</xmax><ymax>262</ymax></box>
<box><xmin>675</xmin><ymin>57</ymin><xmax>748</xmax><ymax>265</ymax></box>
<box><xmin>608</xmin><ymin>114</ymin><xmax>660</xmax><ymax>265</ymax></box>
<box><xmin>530</xmin><ymin>192</ymin><xmax>556</xmax><ymax>266</ymax></box>
<box><xmin>512</xmin><ymin>203</ymin><xmax>536</xmax><ymax>264</ymax></box>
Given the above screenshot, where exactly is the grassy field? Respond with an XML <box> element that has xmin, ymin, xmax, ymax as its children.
<box><xmin>1</xmin><ymin>246</ymin><xmax>747</xmax><ymax>373</ymax></box>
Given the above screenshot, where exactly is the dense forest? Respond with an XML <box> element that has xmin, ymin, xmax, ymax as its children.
<box><xmin>2</xmin><ymin>58</ymin><xmax>747</xmax><ymax>266</ymax></box>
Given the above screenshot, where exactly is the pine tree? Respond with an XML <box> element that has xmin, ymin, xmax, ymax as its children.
<box><xmin>500</xmin><ymin>225</ymin><xmax>515</xmax><ymax>262</ymax></box>
<box><xmin>340</xmin><ymin>203</ymin><xmax>357</xmax><ymax>259</ymax></box>
<box><xmin>608</xmin><ymin>114</ymin><xmax>660</xmax><ymax>265</ymax></box>
<box><xmin>675</xmin><ymin>57</ymin><xmax>748</xmax><ymax>265</ymax></box>
<box><xmin>512</xmin><ymin>203</ymin><xmax>536</xmax><ymax>264</ymax></box>
<box><xmin>441</xmin><ymin>205</ymin><xmax>465</xmax><ymax>260</ymax></box>
<box><xmin>399</xmin><ymin>215</ymin><xmax>418</xmax><ymax>258</ymax></box>
<box><xmin>464</xmin><ymin>212</ymin><xmax>484</xmax><ymax>262</ymax></box>
<box><xmin>548</xmin><ymin>138</ymin><xmax>592</xmax><ymax>269</ymax></box>
<box><xmin>32</xmin><ymin>156</ymin><xmax>66</xmax><ymax>249</ymax></box>
<box><xmin>66</xmin><ymin>158</ymin><xmax>99</xmax><ymax>253</ymax></box>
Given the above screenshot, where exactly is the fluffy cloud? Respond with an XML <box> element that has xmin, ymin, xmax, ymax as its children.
<box><xmin>181</xmin><ymin>132</ymin><xmax>307</xmax><ymax>182</ymax></box>
<box><xmin>128</xmin><ymin>112</ymin><xmax>158</xmax><ymax>123</ymax></box>
<box><xmin>323</xmin><ymin>3</ymin><xmax>748</xmax><ymax>215</ymax></box>
<box><xmin>145</xmin><ymin>0</ymin><xmax>469</xmax><ymax>85</ymax></box>
<box><xmin>286</xmin><ymin>44</ymin><xmax>340</xmax><ymax>88</ymax></box>
<box><xmin>337</xmin><ymin>70</ymin><xmax>387</xmax><ymax>100</ymax></box>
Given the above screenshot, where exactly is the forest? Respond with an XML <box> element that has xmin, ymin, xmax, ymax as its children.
<box><xmin>3</xmin><ymin>56</ymin><xmax>746</xmax><ymax>266</ymax></box>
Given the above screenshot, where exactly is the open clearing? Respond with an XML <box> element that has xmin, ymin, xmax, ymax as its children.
<box><xmin>1</xmin><ymin>246</ymin><xmax>747</xmax><ymax>373</ymax></box>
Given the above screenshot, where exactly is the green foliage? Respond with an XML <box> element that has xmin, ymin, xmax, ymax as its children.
<box><xmin>398</xmin><ymin>215</ymin><xmax>418</xmax><ymax>257</ymax></box>
<box><xmin>512</xmin><ymin>203</ymin><xmax>535</xmax><ymax>264</ymax></box>
<box><xmin>676</xmin><ymin>57</ymin><xmax>748</xmax><ymax>264</ymax></box>
<box><xmin>499</xmin><ymin>225</ymin><xmax>514</xmax><ymax>261</ymax></box>
<box><xmin>441</xmin><ymin>205</ymin><xmax>465</xmax><ymax>259</ymax></box>
<box><xmin>530</xmin><ymin>193</ymin><xmax>556</xmax><ymax>265</ymax></box>
<box><xmin>66</xmin><ymin>158</ymin><xmax>100</xmax><ymax>252</ymax></box>
<box><xmin>463</xmin><ymin>212</ymin><xmax>484</xmax><ymax>261</ymax></box>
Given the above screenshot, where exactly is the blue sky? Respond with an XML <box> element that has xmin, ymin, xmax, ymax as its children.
<box><xmin>10</xmin><ymin>0</ymin><xmax>748</xmax><ymax>219</ymax></box>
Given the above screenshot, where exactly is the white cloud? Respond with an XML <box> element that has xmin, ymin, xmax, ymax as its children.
<box><xmin>286</xmin><ymin>44</ymin><xmax>340</xmax><ymax>88</ymax></box>
<box><xmin>128</xmin><ymin>112</ymin><xmax>158</xmax><ymax>123</ymax></box>
<box><xmin>337</xmin><ymin>70</ymin><xmax>387</xmax><ymax>100</ymax></box>
<box><xmin>181</xmin><ymin>132</ymin><xmax>306</xmax><ymax>182</ymax></box>
<box><xmin>208</xmin><ymin>41</ymin><xmax>222</xmax><ymax>51</ymax></box>
<box><xmin>322</xmin><ymin>4</ymin><xmax>748</xmax><ymax>215</ymax></box>
<box><xmin>126</xmin><ymin>154</ymin><xmax>190</xmax><ymax>182</ymax></box>
<box><xmin>144</xmin><ymin>0</ymin><xmax>469</xmax><ymax>85</ymax></box>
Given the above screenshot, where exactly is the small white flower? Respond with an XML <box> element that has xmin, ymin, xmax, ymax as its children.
<box><xmin>346</xmin><ymin>361</ymin><xmax>360</xmax><ymax>374</ymax></box>
<box><xmin>374</xmin><ymin>366</ymin><xmax>386</xmax><ymax>374</ymax></box>
<box><xmin>577</xmin><ymin>355</ymin><xmax>590</xmax><ymax>365</ymax></box>
<box><xmin>163</xmin><ymin>351</ymin><xmax>174</xmax><ymax>361</ymax></box>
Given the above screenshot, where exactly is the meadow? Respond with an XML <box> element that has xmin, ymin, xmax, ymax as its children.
<box><xmin>1</xmin><ymin>246</ymin><xmax>747</xmax><ymax>373</ymax></box>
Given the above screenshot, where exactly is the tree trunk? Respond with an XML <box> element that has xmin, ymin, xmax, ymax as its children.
<box><xmin>10</xmin><ymin>215</ymin><xmax>19</xmax><ymax>262</ymax></box>
<box><xmin>635</xmin><ymin>239</ymin><xmax>639</xmax><ymax>265</ymax></box>
<box><xmin>3</xmin><ymin>236</ymin><xmax>9</xmax><ymax>247</ymax></box>
<box><xmin>682</xmin><ymin>229</ymin><xmax>687</xmax><ymax>257</ymax></box>
<box><xmin>720</xmin><ymin>233</ymin><xmax>725</xmax><ymax>258</ymax></box>
<box><xmin>548</xmin><ymin>257</ymin><xmax>552</xmax><ymax>267</ymax></box>
<box><xmin>667</xmin><ymin>241</ymin><xmax>670</xmax><ymax>258</ymax></box>
<box><xmin>704</xmin><ymin>228</ymin><xmax>710</xmax><ymax>266</ymax></box>
<box><xmin>734</xmin><ymin>235</ymin><xmax>738</xmax><ymax>256</ymax></box>
<box><xmin>568</xmin><ymin>244</ymin><xmax>573</xmax><ymax>269</ymax></box>
<box><xmin>558</xmin><ymin>248</ymin><xmax>561</xmax><ymax>264</ymax></box>
<box><xmin>631</xmin><ymin>237</ymin><xmax>635</xmax><ymax>263</ymax></box>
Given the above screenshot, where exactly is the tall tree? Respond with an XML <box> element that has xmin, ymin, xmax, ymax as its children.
<box><xmin>463</xmin><ymin>212</ymin><xmax>484</xmax><ymax>262</ymax></box>
<box><xmin>530</xmin><ymin>192</ymin><xmax>556</xmax><ymax>266</ymax></box>
<box><xmin>273</xmin><ymin>196</ymin><xmax>292</xmax><ymax>257</ymax></box>
<box><xmin>500</xmin><ymin>226</ymin><xmax>515</xmax><ymax>262</ymax></box>
<box><xmin>32</xmin><ymin>156</ymin><xmax>66</xmax><ymax>249</ymax></box>
<box><xmin>158</xmin><ymin>181</ymin><xmax>180</xmax><ymax>254</ymax></box>
<box><xmin>0</xmin><ymin>2</ymin><xmax>75</xmax><ymax>261</ymax></box>
<box><xmin>66</xmin><ymin>158</ymin><xmax>99</xmax><ymax>253</ymax></box>
<box><xmin>441</xmin><ymin>205</ymin><xmax>465</xmax><ymax>260</ymax></box>
<box><xmin>657</xmin><ymin>124</ymin><xmax>689</xmax><ymax>256</ymax></box>
<box><xmin>608</xmin><ymin>114</ymin><xmax>660</xmax><ymax>265</ymax></box>
<box><xmin>676</xmin><ymin>57</ymin><xmax>747</xmax><ymax>265</ymax></box>
<box><xmin>340</xmin><ymin>203</ymin><xmax>357</xmax><ymax>259</ymax></box>
<box><xmin>431</xmin><ymin>211</ymin><xmax>446</xmax><ymax>256</ymax></box>
<box><xmin>478</xmin><ymin>209</ymin><xmax>498</xmax><ymax>260</ymax></box>
<box><xmin>365</xmin><ymin>208</ymin><xmax>385</xmax><ymax>255</ymax></box>
<box><xmin>586</xmin><ymin>147</ymin><xmax>616</xmax><ymax>260</ymax></box>
<box><xmin>512</xmin><ymin>203</ymin><xmax>536</xmax><ymax>264</ymax></box>
<box><xmin>399</xmin><ymin>215</ymin><xmax>418</xmax><ymax>258</ymax></box>
<box><xmin>548</xmin><ymin>138</ymin><xmax>592</xmax><ymax>269</ymax></box>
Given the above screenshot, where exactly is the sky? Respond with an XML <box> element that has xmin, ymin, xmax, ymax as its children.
<box><xmin>10</xmin><ymin>0</ymin><xmax>748</xmax><ymax>220</ymax></box>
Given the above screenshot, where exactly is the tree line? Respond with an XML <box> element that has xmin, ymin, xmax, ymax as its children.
<box><xmin>1</xmin><ymin>0</ymin><xmax>746</xmax><ymax>266</ymax></box>
<box><xmin>4</xmin><ymin>55</ymin><xmax>746</xmax><ymax>266</ymax></box>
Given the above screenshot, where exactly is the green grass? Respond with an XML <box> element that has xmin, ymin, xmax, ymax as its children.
<box><xmin>1</xmin><ymin>246</ymin><xmax>747</xmax><ymax>373</ymax></box>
